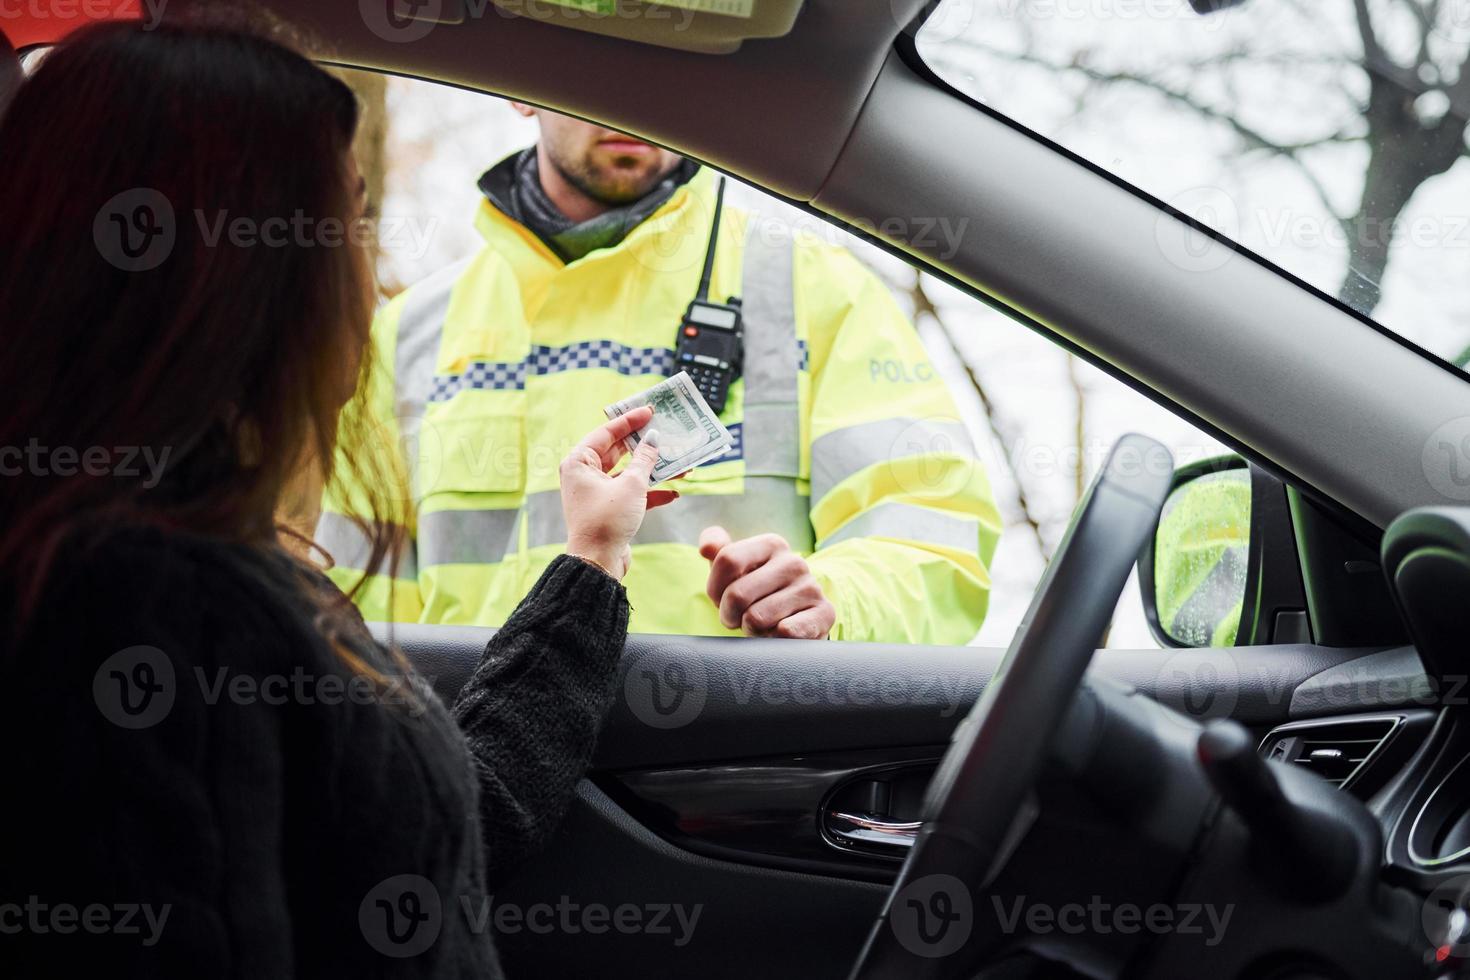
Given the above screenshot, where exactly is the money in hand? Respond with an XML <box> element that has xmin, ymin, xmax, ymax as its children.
<box><xmin>604</xmin><ymin>371</ymin><xmax>734</xmax><ymax>485</ymax></box>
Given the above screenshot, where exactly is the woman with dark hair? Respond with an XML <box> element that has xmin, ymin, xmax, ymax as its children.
<box><xmin>0</xmin><ymin>16</ymin><xmax>674</xmax><ymax>977</ymax></box>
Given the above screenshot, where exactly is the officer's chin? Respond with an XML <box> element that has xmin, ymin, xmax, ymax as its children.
<box><xmin>585</xmin><ymin>163</ymin><xmax>661</xmax><ymax>199</ymax></box>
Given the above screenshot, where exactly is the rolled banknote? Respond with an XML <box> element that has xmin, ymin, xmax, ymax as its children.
<box><xmin>605</xmin><ymin>371</ymin><xmax>734</xmax><ymax>485</ymax></box>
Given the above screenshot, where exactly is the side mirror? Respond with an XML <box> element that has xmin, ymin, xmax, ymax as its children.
<box><xmin>1140</xmin><ymin>454</ymin><xmax>1411</xmax><ymax>649</ymax></box>
<box><xmin>1138</xmin><ymin>455</ymin><xmax>1252</xmax><ymax>647</ymax></box>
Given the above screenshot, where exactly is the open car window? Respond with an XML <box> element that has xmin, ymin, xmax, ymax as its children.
<box><xmin>916</xmin><ymin>0</ymin><xmax>1470</xmax><ymax>377</ymax></box>
<box><xmin>335</xmin><ymin>72</ymin><xmax>1231</xmax><ymax>648</ymax></box>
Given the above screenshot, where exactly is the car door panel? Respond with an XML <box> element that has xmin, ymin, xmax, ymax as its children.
<box><xmin>371</xmin><ymin>625</ymin><xmax>1433</xmax><ymax>976</ymax></box>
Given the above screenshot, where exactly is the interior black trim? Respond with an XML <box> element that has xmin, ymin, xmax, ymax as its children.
<box><xmin>376</xmin><ymin>624</ymin><xmax>1431</xmax><ymax>769</ymax></box>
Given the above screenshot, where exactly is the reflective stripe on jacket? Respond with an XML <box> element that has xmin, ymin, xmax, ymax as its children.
<box><xmin>320</xmin><ymin>168</ymin><xmax>1001</xmax><ymax>643</ymax></box>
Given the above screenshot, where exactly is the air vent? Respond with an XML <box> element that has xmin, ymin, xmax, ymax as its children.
<box><xmin>1259</xmin><ymin>717</ymin><xmax>1400</xmax><ymax>792</ymax></box>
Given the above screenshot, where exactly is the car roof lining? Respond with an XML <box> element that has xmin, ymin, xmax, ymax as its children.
<box><xmin>215</xmin><ymin>0</ymin><xmax>922</xmax><ymax>203</ymax></box>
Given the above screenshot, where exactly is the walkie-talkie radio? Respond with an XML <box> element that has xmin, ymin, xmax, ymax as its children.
<box><xmin>674</xmin><ymin>177</ymin><xmax>743</xmax><ymax>415</ymax></box>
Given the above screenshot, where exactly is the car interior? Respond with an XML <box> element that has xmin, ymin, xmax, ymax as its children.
<box><xmin>11</xmin><ymin>0</ymin><xmax>1470</xmax><ymax>976</ymax></box>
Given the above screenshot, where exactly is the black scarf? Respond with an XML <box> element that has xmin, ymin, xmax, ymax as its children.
<box><xmin>478</xmin><ymin>148</ymin><xmax>700</xmax><ymax>264</ymax></box>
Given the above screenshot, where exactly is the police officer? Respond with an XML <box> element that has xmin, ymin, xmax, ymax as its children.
<box><xmin>320</xmin><ymin>108</ymin><xmax>1001</xmax><ymax>643</ymax></box>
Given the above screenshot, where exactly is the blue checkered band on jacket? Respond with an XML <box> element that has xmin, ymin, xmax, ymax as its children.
<box><xmin>428</xmin><ymin>360</ymin><xmax>528</xmax><ymax>402</ymax></box>
<box><xmin>428</xmin><ymin>340</ymin><xmax>809</xmax><ymax>404</ymax></box>
<box><xmin>530</xmin><ymin>341</ymin><xmax>671</xmax><ymax>377</ymax></box>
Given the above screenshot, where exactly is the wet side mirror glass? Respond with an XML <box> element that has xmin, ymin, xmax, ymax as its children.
<box><xmin>1139</xmin><ymin>457</ymin><xmax>1251</xmax><ymax>648</ymax></box>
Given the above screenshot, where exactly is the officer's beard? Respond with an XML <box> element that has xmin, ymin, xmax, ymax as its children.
<box><xmin>552</xmin><ymin>148</ymin><xmax>684</xmax><ymax>208</ymax></box>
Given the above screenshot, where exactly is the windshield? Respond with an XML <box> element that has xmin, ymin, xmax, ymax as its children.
<box><xmin>916</xmin><ymin>0</ymin><xmax>1470</xmax><ymax>375</ymax></box>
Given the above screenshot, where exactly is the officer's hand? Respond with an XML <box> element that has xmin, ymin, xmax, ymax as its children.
<box><xmin>698</xmin><ymin>527</ymin><xmax>835</xmax><ymax>640</ymax></box>
<box><xmin>562</xmin><ymin>406</ymin><xmax>678</xmax><ymax>581</ymax></box>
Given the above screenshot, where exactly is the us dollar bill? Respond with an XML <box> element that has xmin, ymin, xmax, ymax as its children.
<box><xmin>604</xmin><ymin>371</ymin><xmax>734</xmax><ymax>485</ymax></box>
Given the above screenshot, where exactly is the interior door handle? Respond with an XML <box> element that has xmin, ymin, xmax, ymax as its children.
<box><xmin>826</xmin><ymin>810</ymin><xmax>921</xmax><ymax>851</ymax></box>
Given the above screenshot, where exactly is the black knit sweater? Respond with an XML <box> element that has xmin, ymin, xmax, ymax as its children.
<box><xmin>0</xmin><ymin>525</ymin><xmax>629</xmax><ymax>977</ymax></box>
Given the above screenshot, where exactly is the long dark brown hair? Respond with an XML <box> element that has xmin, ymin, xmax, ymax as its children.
<box><xmin>0</xmin><ymin>15</ymin><xmax>405</xmax><ymax>664</ymax></box>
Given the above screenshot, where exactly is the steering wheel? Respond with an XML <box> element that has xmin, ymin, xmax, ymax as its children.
<box><xmin>847</xmin><ymin>433</ymin><xmax>1173</xmax><ymax>979</ymax></box>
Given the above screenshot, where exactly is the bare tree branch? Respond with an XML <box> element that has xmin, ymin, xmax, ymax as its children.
<box><xmin>961</xmin><ymin>44</ymin><xmax>1356</xmax><ymax>225</ymax></box>
<box><xmin>910</xmin><ymin>275</ymin><xmax>1052</xmax><ymax>559</ymax></box>
<box><xmin>1352</xmin><ymin>0</ymin><xmax>1383</xmax><ymax>65</ymax></box>
<box><xmin>1066</xmin><ymin>354</ymin><xmax>1086</xmax><ymax>505</ymax></box>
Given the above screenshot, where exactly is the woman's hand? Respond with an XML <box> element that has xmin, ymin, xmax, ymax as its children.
<box><xmin>561</xmin><ymin>406</ymin><xmax>679</xmax><ymax>581</ymax></box>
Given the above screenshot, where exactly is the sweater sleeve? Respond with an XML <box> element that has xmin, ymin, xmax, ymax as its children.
<box><xmin>450</xmin><ymin>554</ymin><xmax>629</xmax><ymax>880</ymax></box>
